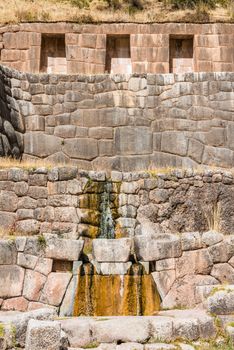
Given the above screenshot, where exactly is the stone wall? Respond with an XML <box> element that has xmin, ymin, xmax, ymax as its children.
<box><xmin>0</xmin><ymin>167</ymin><xmax>234</xmax><ymax>238</ymax></box>
<box><xmin>0</xmin><ymin>232</ymin><xmax>234</xmax><ymax>314</ymax></box>
<box><xmin>0</xmin><ymin>67</ymin><xmax>24</xmax><ymax>158</ymax></box>
<box><xmin>0</xmin><ymin>23</ymin><xmax>233</xmax><ymax>74</ymax></box>
<box><xmin>1</xmin><ymin>66</ymin><xmax>234</xmax><ymax>170</ymax></box>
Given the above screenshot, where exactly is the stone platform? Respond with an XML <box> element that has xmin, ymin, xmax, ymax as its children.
<box><xmin>0</xmin><ymin>308</ymin><xmax>222</xmax><ymax>350</ymax></box>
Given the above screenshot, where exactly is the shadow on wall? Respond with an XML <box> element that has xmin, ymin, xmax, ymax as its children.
<box><xmin>0</xmin><ymin>68</ymin><xmax>24</xmax><ymax>158</ymax></box>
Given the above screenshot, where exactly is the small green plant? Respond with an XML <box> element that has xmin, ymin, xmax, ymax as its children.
<box><xmin>83</xmin><ymin>341</ymin><xmax>100</xmax><ymax>349</ymax></box>
<box><xmin>0</xmin><ymin>324</ymin><xmax>5</xmax><ymax>337</ymax></box>
<box><xmin>37</xmin><ymin>235</ymin><xmax>47</xmax><ymax>250</ymax></box>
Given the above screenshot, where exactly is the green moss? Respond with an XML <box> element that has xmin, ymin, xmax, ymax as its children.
<box><xmin>210</xmin><ymin>285</ymin><xmax>233</xmax><ymax>296</ymax></box>
<box><xmin>0</xmin><ymin>324</ymin><xmax>5</xmax><ymax>337</ymax></box>
<box><xmin>37</xmin><ymin>235</ymin><xmax>47</xmax><ymax>249</ymax></box>
<box><xmin>83</xmin><ymin>341</ymin><xmax>100</xmax><ymax>349</ymax></box>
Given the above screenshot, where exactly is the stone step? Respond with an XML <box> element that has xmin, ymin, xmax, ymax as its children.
<box><xmin>67</xmin><ymin>344</ymin><xmax>195</xmax><ymax>350</ymax></box>
<box><xmin>60</xmin><ymin>309</ymin><xmax>215</xmax><ymax>348</ymax></box>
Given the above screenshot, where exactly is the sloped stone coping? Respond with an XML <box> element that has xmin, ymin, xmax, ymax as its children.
<box><xmin>60</xmin><ymin>310</ymin><xmax>215</xmax><ymax>348</ymax></box>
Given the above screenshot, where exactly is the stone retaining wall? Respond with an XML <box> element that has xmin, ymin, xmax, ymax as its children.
<box><xmin>0</xmin><ymin>68</ymin><xmax>24</xmax><ymax>158</ymax></box>
<box><xmin>0</xmin><ymin>167</ymin><xmax>234</xmax><ymax>237</ymax></box>
<box><xmin>0</xmin><ymin>231</ymin><xmax>234</xmax><ymax>313</ymax></box>
<box><xmin>1</xmin><ymin>66</ymin><xmax>234</xmax><ymax>170</ymax></box>
<box><xmin>0</xmin><ymin>22</ymin><xmax>233</xmax><ymax>74</ymax></box>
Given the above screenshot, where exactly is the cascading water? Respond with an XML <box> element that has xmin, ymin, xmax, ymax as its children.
<box><xmin>99</xmin><ymin>181</ymin><xmax>115</xmax><ymax>239</ymax></box>
<box><xmin>73</xmin><ymin>179</ymin><xmax>160</xmax><ymax>317</ymax></box>
<box><xmin>73</xmin><ymin>263</ymin><xmax>160</xmax><ymax>316</ymax></box>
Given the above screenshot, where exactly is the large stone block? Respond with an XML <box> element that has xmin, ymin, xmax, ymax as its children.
<box><xmin>45</xmin><ymin>234</ymin><xmax>84</xmax><ymax>261</ymax></box>
<box><xmin>93</xmin><ymin>238</ymin><xmax>132</xmax><ymax>262</ymax></box>
<box><xmin>23</xmin><ymin>270</ymin><xmax>47</xmax><ymax>301</ymax></box>
<box><xmin>206</xmin><ymin>289</ymin><xmax>234</xmax><ymax>315</ymax></box>
<box><xmin>63</xmin><ymin>138</ymin><xmax>98</xmax><ymax>160</ymax></box>
<box><xmin>0</xmin><ymin>265</ymin><xmax>25</xmax><ymax>298</ymax></box>
<box><xmin>161</xmin><ymin>132</ymin><xmax>188</xmax><ymax>156</ymax></box>
<box><xmin>91</xmin><ymin>317</ymin><xmax>150</xmax><ymax>343</ymax></box>
<box><xmin>40</xmin><ymin>272</ymin><xmax>72</xmax><ymax>306</ymax></box>
<box><xmin>152</xmin><ymin>270</ymin><xmax>176</xmax><ymax>299</ymax></box>
<box><xmin>0</xmin><ymin>240</ymin><xmax>17</xmax><ymax>264</ymax></box>
<box><xmin>0</xmin><ymin>191</ymin><xmax>18</xmax><ymax>212</ymax></box>
<box><xmin>175</xmin><ymin>249</ymin><xmax>213</xmax><ymax>278</ymax></box>
<box><xmin>2</xmin><ymin>296</ymin><xmax>28</xmax><ymax>311</ymax></box>
<box><xmin>115</xmin><ymin>127</ymin><xmax>152</xmax><ymax>155</ymax></box>
<box><xmin>25</xmin><ymin>319</ymin><xmax>61</xmax><ymax>350</ymax></box>
<box><xmin>211</xmin><ymin>263</ymin><xmax>234</xmax><ymax>283</ymax></box>
<box><xmin>24</xmin><ymin>133</ymin><xmax>62</xmax><ymax>157</ymax></box>
<box><xmin>202</xmin><ymin>146</ymin><xmax>233</xmax><ymax>168</ymax></box>
<box><xmin>134</xmin><ymin>234</ymin><xmax>182</xmax><ymax>262</ymax></box>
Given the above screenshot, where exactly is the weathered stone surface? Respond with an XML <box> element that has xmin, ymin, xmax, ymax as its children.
<box><xmin>23</xmin><ymin>270</ymin><xmax>47</xmax><ymax>301</ymax></box>
<box><xmin>2</xmin><ymin>296</ymin><xmax>28</xmax><ymax>311</ymax></box>
<box><xmin>60</xmin><ymin>318</ymin><xmax>93</xmax><ymax>347</ymax></box>
<box><xmin>63</xmin><ymin>138</ymin><xmax>98</xmax><ymax>160</ymax></box>
<box><xmin>161</xmin><ymin>132</ymin><xmax>188</xmax><ymax>156</ymax></box>
<box><xmin>161</xmin><ymin>275</ymin><xmax>219</xmax><ymax>309</ymax></box>
<box><xmin>0</xmin><ymin>240</ymin><xmax>17</xmax><ymax>264</ymax></box>
<box><xmin>175</xmin><ymin>249</ymin><xmax>213</xmax><ymax>278</ymax></box>
<box><xmin>40</xmin><ymin>272</ymin><xmax>72</xmax><ymax>306</ymax></box>
<box><xmin>202</xmin><ymin>231</ymin><xmax>224</xmax><ymax>246</ymax></box>
<box><xmin>180</xmin><ymin>232</ymin><xmax>202</xmax><ymax>251</ymax></box>
<box><xmin>35</xmin><ymin>257</ymin><xmax>53</xmax><ymax>276</ymax></box>
<box><xmin>0</xmin><ymin>212</ymin><xmax>16</xmax><ymax>229</ymax></box>
<box><xmin>0</xmin><ymin>191</ymin><xmax>18</xmax><ymax>212</ymax></box>
<box><xmin>115</xmin><ymin>127</ymin><xmax>152</xmax><ymax>155</ymax></box>
<box><xmin>152</xmin><ymin>270</ymin><xmax>176</xmax><ymax>299</ymax></box>
<box><xmin>15</xmin><ymin>219</ymin><xmax>40</xmax><ymax>235</ymax></box>
<box><xmin>145</xmin><ymin>345</ymin><xmax>177</xmax><ymax>350</ymax></box>
<box><xmin>160</xmin><ymin>309</ymin><xmax>215</xmax><ymax>340</ymax></box>
<box><xmin>208</xmin><ymin>242</ymin><xmax>231</xmax><ymax>263</ymax></box>
<box><xmin>134</xmin><ymin>234</ymin><xmax>182</xmax><ymax>261</ymax></box>
<box><xmin>116</xmin><ymin>342</ymin><xmax>143</xmax><ymax>350</ymax></box>
<box><xmin>25</xmin><ymin>319</ymin><xmax>61</xmax><ymax>350</ymax></box>
<box><xmin>0</xmin><ymin>265</ymin><xmax>25</xmax><ymax>298</ymax></box>
<box><xmin>150</xmin><ymin>317</ymin><xmax>174</xmax><ymax>342</ymax></box>
<box><xmin>45</xmin><ymin>234</ymin><xmax>84</xmax><ymax>261</ymax></box>
<box><xmin>211</xmin><ymin>263</ymin><xmax>234</xmax><ymax>283</ymax></box>
<box><xmin>100</xmin><ymin>262</ymin><xmax>132</xmax><ymax>275</ymax></box>
<box><xmin>91</xmin><ymin>317</ymin><xmax>150</xmax><ymax>343</ymax></box>
<box><xmin>17</xmin><ymin>252</ymin><xmax>38</xmax><ymax>269</ymax></box>
<box><xmin>0</xmin><ymin>308</ymin><xmax>57</xmax><ymax>348</ymax></box>
<box><xmin>206</xmin><ymin>290</ymin><xmax>234</xmax><ymax>315</ymax></box>
<box><xmin>93</xmin><ymin>238</ymin><xmax>132</xmax><ymax>262</ymax></box>
<box><xmin>59</xmin><ymin>275</ymin><xmax>78</xmax><ymax>317</ymax></box>
<box><xmin>24</xmin><ymin>133</ymin><xmax>62</xmax><ymax>157</ymax></box>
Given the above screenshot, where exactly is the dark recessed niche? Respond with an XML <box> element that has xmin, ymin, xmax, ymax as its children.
<box><xmin>40</xmin><ymin>34</ymin><xmax>67</xmax><ymax>74</ymax></box>
<box><xmin>52</xmin><ymin>259</ymin><xmax>73</xmax><ymax>272</ymax></box>
<box><xmin>105</xmin><ymin>34</ymin><xmax>131</xmax><ymax>74</ymax></box>
<box><xmin>169</xmin><ymin>35</ymin><xmax>194</xmax><ymax>73</ymax></box>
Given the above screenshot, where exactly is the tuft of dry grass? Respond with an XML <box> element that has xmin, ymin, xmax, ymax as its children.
<box><xmin>0</xmin><ymin>0</ymin><xmax>232</xmax><ymax>24</ymax></box>
<box><xmin>0</xmin><ymin>157</ymin><xmax>66</xmax><ymax>170</ymax></box>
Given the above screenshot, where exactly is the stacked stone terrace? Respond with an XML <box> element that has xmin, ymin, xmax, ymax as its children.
<box><xmin>0</xmin><ymin>23</ymin><xmax>233</xmax><ymax>74</ymax></box>
<box><xmin>0</xmin><ymin>67</ymin><xmax>234</xmax><ymax>170</ymax></box>
<box><xmin>1</xmin><ymin>230</ymin><xmax>234</xmax><ymax>313</ymax></box>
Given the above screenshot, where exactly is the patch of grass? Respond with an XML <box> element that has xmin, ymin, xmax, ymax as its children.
<box><xmin>0</xmin><ymin>0</ymin><xmax>232</xmax><ymax>24</ymax></box>
<box><xmin>83</xmin><ymin>342</ymin><xmax>100</xmax><ymax>349</ymax></box>
<box><xmin>205</xmin><ymin>201</ymin><xmax>221</xmax><ymax>232</ymax></box>
<box><xmin>0</xmin><ymin>324</ymin><xmax>5</xmax><ymax>337</ymax></box>
<box><xmin>37</xmin><ymin>234</ymin><xmax>47</xmax><ymax>250</ymax></box>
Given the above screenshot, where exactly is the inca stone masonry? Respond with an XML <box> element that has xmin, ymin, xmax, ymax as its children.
<box><xmin>0</xmin><ymin>22</ymin><xmax>233</xmax><ymax>170</ymax></box>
